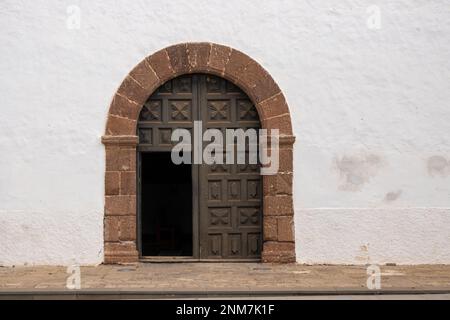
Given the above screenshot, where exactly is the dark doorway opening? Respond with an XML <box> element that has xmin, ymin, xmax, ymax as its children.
<box><xmin>140</xmin><ymin>152</ymin><xmax>193</xmax><ymax>256</ymax></box>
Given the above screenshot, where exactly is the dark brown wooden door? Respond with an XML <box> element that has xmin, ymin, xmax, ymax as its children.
<box><xmin>138</xmin><ymin>74</ymin><xmax>262</xmax><ymax>260</ymax></box>
<box><xmin>198</xmin><ymin>75</ymin><xmax>262</xmax><ymax>260</ymax></box>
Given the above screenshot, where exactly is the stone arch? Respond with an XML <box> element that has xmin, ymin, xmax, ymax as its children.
<box><xmin>102</xmin><ymin>43</ymin><xmax>295</xmax><ymax>263</ymax></box>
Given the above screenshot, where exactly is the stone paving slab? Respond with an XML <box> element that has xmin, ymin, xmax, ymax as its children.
<box><xmin>1</xmin><ymin>263</ymin><xmax>450</xmax><ymax>291</ymax></box>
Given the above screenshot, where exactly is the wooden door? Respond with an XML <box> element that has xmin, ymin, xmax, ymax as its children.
<box><xmin>138</xmin><ymin>74</ymin><xmax>262</xmax><ymax>260</ymax></box>
<box><xmin>198</xmin><ymin>75</ymin><xmax>262</xmax><ymax>260</ymax></box>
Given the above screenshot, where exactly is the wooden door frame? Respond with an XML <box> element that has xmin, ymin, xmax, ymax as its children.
<box><xmin>102</xmin><ymin>42</ymin><xmax>296</xmax><ymax>264</ymax></box>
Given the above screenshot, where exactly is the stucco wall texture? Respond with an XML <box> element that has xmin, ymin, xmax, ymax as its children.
<box><xmin>0</xmin><ymin>0</ymin><xmax>449</xmax><ymax>265</ymax></box>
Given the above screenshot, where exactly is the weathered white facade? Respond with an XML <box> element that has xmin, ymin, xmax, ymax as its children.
<box><xmin>1</xmin><ymin>0</ymin><xmax>449</xmax><ymax>265</ymax></box>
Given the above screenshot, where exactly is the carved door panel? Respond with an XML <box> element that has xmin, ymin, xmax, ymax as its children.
<box><xmin>138</xmin><ymin>75</ymin><xmax>198</xmax><ymax>150</ymax></box>
<box><xmin>198</xmin><ymin>75</ymin><xmax>262</xmax><ymax>260</ymax></box>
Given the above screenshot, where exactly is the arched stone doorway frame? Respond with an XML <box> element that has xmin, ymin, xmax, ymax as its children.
<box><xmin>102</xmin><ymin>43</ymin><xmax>296</xmax><ymax>263</ymax></box>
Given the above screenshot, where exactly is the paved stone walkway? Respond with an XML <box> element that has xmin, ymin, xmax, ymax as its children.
<box><xmin>1</xmin><ymin>263</ymin><xmax>450</xmax><ymax>291</ymax></box>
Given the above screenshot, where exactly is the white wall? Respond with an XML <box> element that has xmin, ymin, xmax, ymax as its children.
<box><xmin>0</xmin><ymin>0</ymin><xmax>449</xmax><ymax>265</ymax></box>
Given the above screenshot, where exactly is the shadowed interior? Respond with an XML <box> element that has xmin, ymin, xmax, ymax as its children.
<box><xmin>140</xmin><ymin>152</ymin><xmax>193</xmax><ymax>256</ymax></box>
